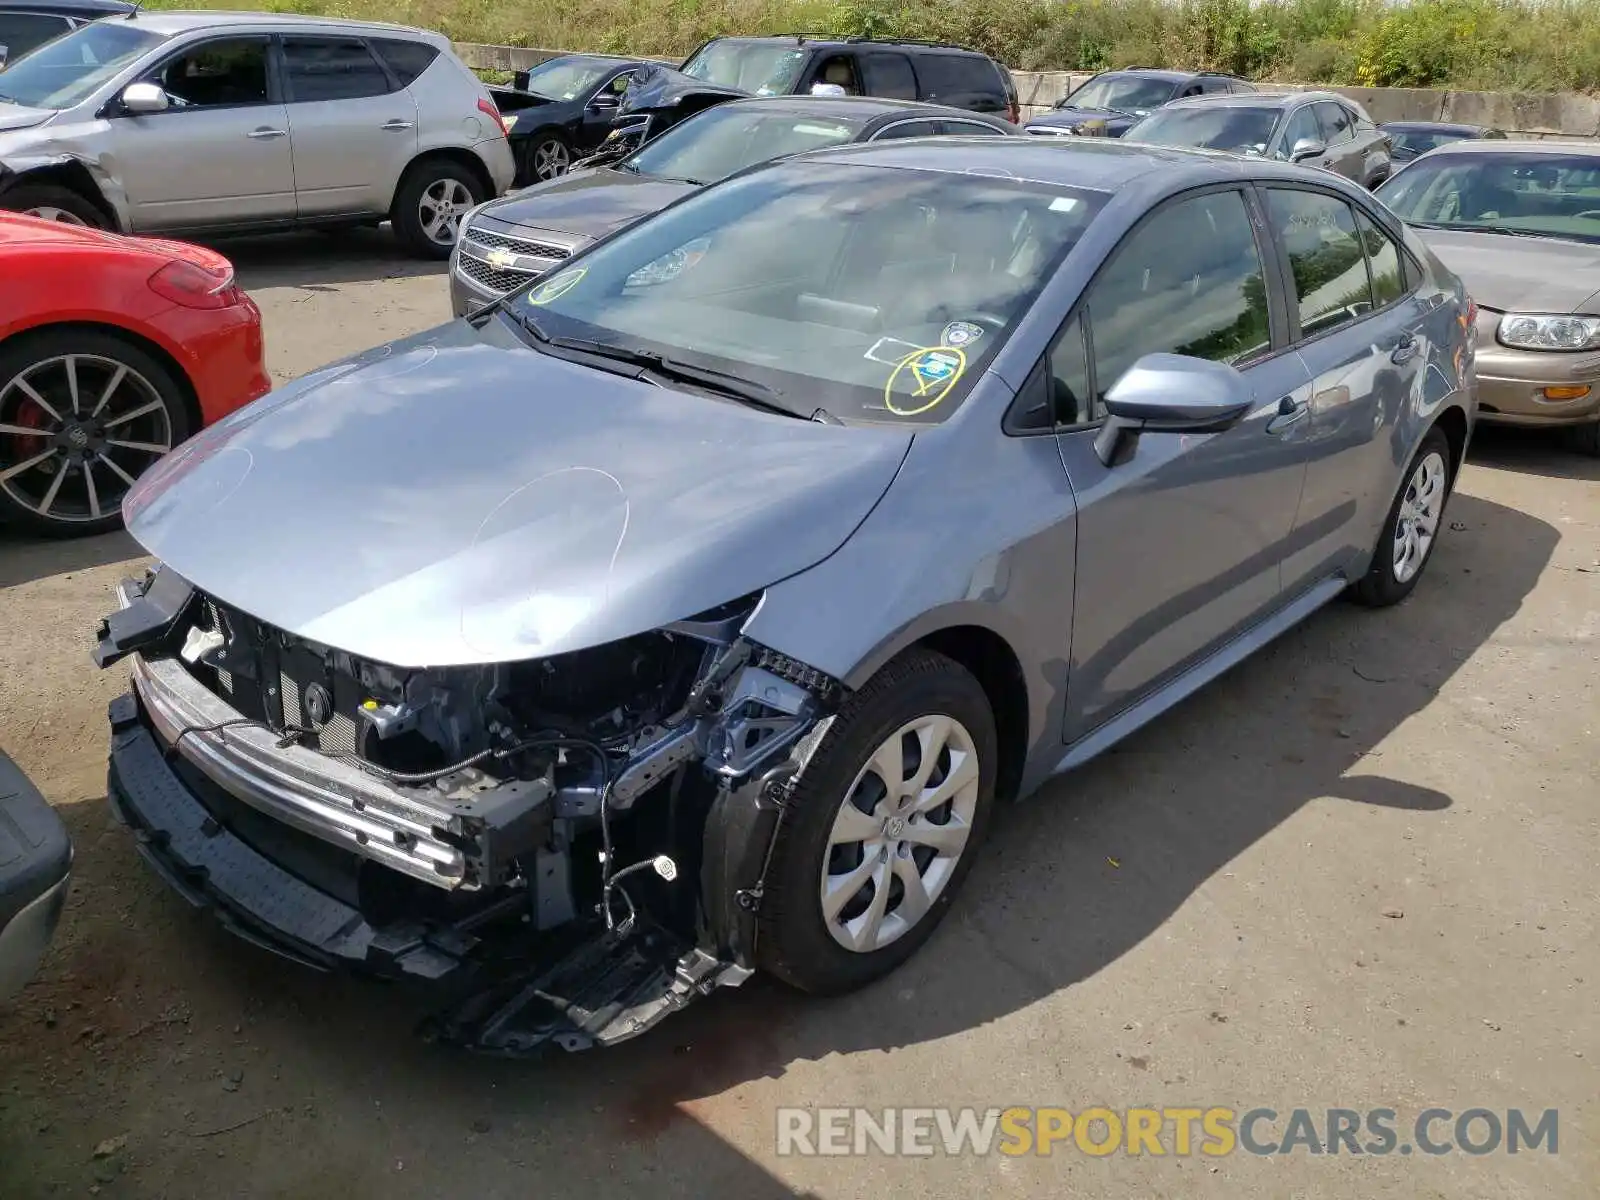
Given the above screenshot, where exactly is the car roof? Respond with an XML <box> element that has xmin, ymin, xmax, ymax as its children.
<box><xmin>1402</xmin><ymin>137</ymin><xmax>1600</xmax><ymax>157</ymax></box>
<box><xmin>114</xmin><ymin>9</ymin><xmax>435</xmax><ymax>37</ymax></box>
<box><xmin>698</xmin><ymin>34</ymin><xmax>988</xmax><ymax>55</ymax></box>
<box><xmin>539</xmin><ymin>52</ymin><xmax>646</xmax><ymax>67</ymax></box>
<box><xmin>0</xmin><ymin>0</ymin><xmax>134</xmax><ymax>12</ymax></box>
<box><xmin>716</xmin><ymin>94</ymin><xmax>1010</xmax><ymax>124</ymax></box>
<box><xmin>1087</xmin><ymin>67</ymin><xmax>1191</xmax><ymax>82</ymax></box>
<box><xmin>1381</xmin><ymin>120</ymin><xmax>1485</xmax><ymax>134</ymax></box>
<box><xmin>1161</xmin><ymin>89</ymin><xmax>1343</xmax><ymax>111</ymax></box>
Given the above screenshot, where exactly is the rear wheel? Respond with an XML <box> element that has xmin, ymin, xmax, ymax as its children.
<box><xmin>755</xmin><ymin>649</ymin><xmax>996</xmax><ymax>995</ymax></box>
<box><xmin>1349</xmin><ymin>427</ymin><xmax>1452</xmax><ymax>607</ymax></box>
<box><xmin>0</xmin><ymin>330</ymin><xmax>189</xmax><ymax>538</ymax></box>
<box><xmin>391</xmin><ymin>160</ymin><xmax>485</xmax><ymax>259</ymax></box>
<box><xmin>523</xmin><ymin>133</ymin><xmax>572</xmax><ymax>184</ymax></box>
<box><xmin>1</xmin><ymin>183</ymin><xmax>108</xmax><ymax>229</ymax></box>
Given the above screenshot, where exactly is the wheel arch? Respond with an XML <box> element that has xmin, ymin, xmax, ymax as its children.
<box><xmin>0</xmin><ymin>161</ymin><xmax>120</xmax><ymax>229</ymax></box>
<box><xmin>392</xmin><ymin>148</ymin><xmax>495</xmax><ymax>212</ymax></box>
<box><xmin>1432</xmin><ymin>401</ymin><xmax>1470</xmax><ymax>481</ymax></box>
<box><xmin>1</xmin><ymin>319</ymin><xmax>201</xmax><ymax>437</ymax></box>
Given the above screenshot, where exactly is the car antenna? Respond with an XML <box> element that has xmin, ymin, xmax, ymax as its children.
<box><xmin>125</xmin><ymin>0</ymin><xmax>143</xmax><ymax>17</ymax></box>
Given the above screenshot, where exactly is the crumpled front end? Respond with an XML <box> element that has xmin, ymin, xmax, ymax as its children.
<box><xmin>99</xmin><ymin>565</ymin><xmax>842</xmax><ymax>1054</ymax></box>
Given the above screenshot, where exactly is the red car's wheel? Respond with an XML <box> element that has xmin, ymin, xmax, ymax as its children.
<box><xmin>0</xmin><ymin>328</ymin><xmax>190</xmax><ymax>538</ymax></box>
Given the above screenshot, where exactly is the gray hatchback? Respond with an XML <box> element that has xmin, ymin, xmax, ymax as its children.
<box><xmin>98</xmin><ymin>138</ymin><xmax>1473</xmax><ymax>1052</ymax></box>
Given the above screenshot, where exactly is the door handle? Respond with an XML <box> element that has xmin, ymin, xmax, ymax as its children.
<box><xmin>1266</xmin><ymin>395</ymin><xmax>1309</xmax><ymax>435</ymax></box>
<box><xmin>247</xmin><ymin>127</ymin><xmax>287</xmax><ymax>139</ymax></box>
<box><xmin>1388</xmin><ymin>332</ymin><xmax>1420</xmax><ymax>364</ymax></box>
<box><xmin>381</xmin><ymin>120</ymin><xmax>415</xmax><ymax>131</ymax></box>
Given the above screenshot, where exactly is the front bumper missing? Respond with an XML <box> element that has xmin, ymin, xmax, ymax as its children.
<box><xmin>108</xmin><ymin>689</ymin><xmax>761</xmax><ymax>1054</ymax></box>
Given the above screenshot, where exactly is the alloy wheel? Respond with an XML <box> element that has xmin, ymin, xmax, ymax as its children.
<box><xmin>21</xmin><ymin>206</ymin><xmax>88</xmax><ymax>226</ymax></box>
<box><xmin>819</xmin><ymin>714</ymin><xmax>981</xmax><ymax>953</ymax></box>
<box><xmin>418</xmin><ymin>178</ymin><xmax>473</xmax><ymax>247</ymax></box>
<box><xmin>533</xmin><ymin>139</ymin><xmax>571</xmax><ymax>181</ymax></box>
<box><xmin>1392</xmin><ymin>449</ymin><xmax>1446</xmax><ymax>583</ymax></box>
<box><xmin>0</xmin><ymin>354</ymin><xmax>172</xmax><ymax>526</ymax></box>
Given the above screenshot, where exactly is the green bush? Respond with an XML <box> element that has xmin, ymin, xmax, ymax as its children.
<box><xmin>143</xmin><ymin>0</ymin><xmax>1600</xmax><ymax>91</ymax></box>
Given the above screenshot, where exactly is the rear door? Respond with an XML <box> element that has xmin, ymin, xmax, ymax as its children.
<box><xmin>910</xmin><ymin>52</ymin><xmax>1006</xmax><ymax>115</ymax></box>
<box><xmin>281</xmin><ymin>34</ymin><xmax>417</xmax><ymax>218</ymax></box>
<box><xmin>1050</xmin><ymin>187</ymin><xmax>1312</xmax><ymax>739</ymax></box>
<box><xmin>108</xmin><ymin>34</ymin><xmax>295</xmax><ymax>230</ymax></box>
<box><xmin>1259</xmin><ymin>185</ymin><xmax>1430</xmax><ymax>594</ymax></box>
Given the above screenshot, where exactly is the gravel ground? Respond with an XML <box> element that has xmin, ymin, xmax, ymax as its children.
<box><xmin>0</xmin><ymin>228</ymin><xmax>1595</xmax><ymax>1199</ymax></box>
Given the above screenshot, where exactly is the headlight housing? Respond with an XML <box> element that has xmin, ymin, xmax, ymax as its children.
<box><xmin>1497</xmin><ymin>313</ymin><xmax>1600</xmax><ymax>352</ymax></box>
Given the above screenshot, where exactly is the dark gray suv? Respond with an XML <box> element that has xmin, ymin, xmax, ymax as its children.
<box><xmin>1126</xmin><ymin>90</ymin><xmax>1394</xmax><ymax>188</ymax></box>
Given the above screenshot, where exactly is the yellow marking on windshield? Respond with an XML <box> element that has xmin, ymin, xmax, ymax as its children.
<box><xmin>884</xmin><ymin>346</ymin><xmax>967</xmax><ymax>417</ymax></box>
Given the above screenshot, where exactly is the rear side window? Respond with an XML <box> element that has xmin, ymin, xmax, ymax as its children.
<box><xmin>1266</xmin><ymin>188</ymin><xmax>1373</xmax><ymax>339</ymax></box>
<box><xmin>371</xmin><ymin>37</ymin><xmax>439</xmax><ymax>88</ymax></box>
<box><xmin>871</xmin><ymin>119</ymin><xmax>940</xmax><ymax>141</ymax></box>
<box><xmin>282</xmin><ymin>37</ymin><xmax>392</xmax><ymax>102</ymax></box>
<box><xmin>861</xmin><ymin>51</ymin><xmax>917</xmax><ymax>100</ymax></box>
<box><xmin>0</xmin><ymin>12</ymin><xmax>72</xmax><ymax>61</ymax></box>
<box><xmin>940</xmin><ymin>119</ymin><xmax>1007</xmax><ymax>136</ymax></box>
<box><xmin>913</xmin><ymin>52</ymin><xmax>1005</xmax><ymax>109</ymax></box>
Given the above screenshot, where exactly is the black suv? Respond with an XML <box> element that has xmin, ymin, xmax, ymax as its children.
<box><xmin>1025</xmin><ymin>67</ymin><xmax>1255</xmax><ymax>138</ymax></box>
<box><xmin>668</xmin><ymin>35</ymin><xmax>1018</xmax><ymax>123</ymax></box>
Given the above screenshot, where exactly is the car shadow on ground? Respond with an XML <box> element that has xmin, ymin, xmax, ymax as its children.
<box><xmin>211</xmin><ymin>227</ymin><xmax>448</xmax><ymax>291</ymax></box>
<box><xmin>1466</xmin><ymin>424</ymin><xmax>1600</xmax><ymax>482</ymax></box>
<box><xmin>0</xmin><ymin>528</ymin><xmax>144</xmax><ymax>590</ymax></box>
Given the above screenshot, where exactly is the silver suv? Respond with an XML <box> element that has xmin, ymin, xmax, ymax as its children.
<box><xmin>0</xmin><ymin>12</ymin><xmax>515</xmax><ymax>256</ymax></box>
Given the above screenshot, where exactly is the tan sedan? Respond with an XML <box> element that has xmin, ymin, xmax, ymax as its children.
<box><xmin>1377</xmin><ymin>139</ymin><xmax>1600</xmax><ymax>453</ymax></box>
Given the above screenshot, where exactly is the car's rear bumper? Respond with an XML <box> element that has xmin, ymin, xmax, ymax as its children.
<box><xmin>0</xmin><ymin>753</ymin><xmax>72</xmax><ymax>1002</ymax></box>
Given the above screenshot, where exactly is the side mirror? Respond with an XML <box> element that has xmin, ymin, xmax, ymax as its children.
<box><xmin>1290</xmin><ymin>136</ymin><xmax>1326</xmax><ymax>162</ymax></box>
<box><xmin>120</xmin><ymin>82</ymin><xmax>170</xmax><ymax>115</ymax></box>
<box><xmin>589</xmin><ymin>90</ymin><xmax>621</xmax><ymax>111</ymax></box>
<box><xmin>1093</xmin><ymin>353</ymin><xmax>1254</xmax><ymax>467</ymax></box>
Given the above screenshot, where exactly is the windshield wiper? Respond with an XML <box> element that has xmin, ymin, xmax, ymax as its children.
<box><xmin>548</xmin><ymin>336</ymin><xmax>796</xmax><ymax>414</ymax></box>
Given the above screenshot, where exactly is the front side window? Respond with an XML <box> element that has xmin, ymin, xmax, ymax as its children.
<box><xmin>1124</xmin><ymin>105</ymin><xmax>1278</xmax><ymax>156</ymax></box>
<box><xmin>624</xmin><ymin>105</ymin><xmax>864</xmax><ymax>185</ymax></box>
<box><xmin>154</xmin><ymin>38</ymin><xmax>270</xmax><ymax>108</ymax></box>
<box><xmin>680</xmin><ymin>39</ymin><xmax>809</xmax><ymax>96</ymax></box>
<box><xmin>0</xmin><ymin>20</ymin><xmax>162</xmax><ymax>110</ymax></box>
<box><xmin>871</xmin><ymin>119</ymin><xmax>940</xmax><ymax>141</ymax></box>
<box><xmin>1376</xmin><ymin>151</ymin><xmax>1600</xmax><ymax>245</ymax></box>
<box><xmin>1266</xmin><ymin>189</ymin><xmax>1373</xmax><ymax>339</ymax></box>
<box><xmin>1317</xmin><ymin>102</ymin><xmax>1355</xmax><ymax>145</ymax></box>
<box><xmin>1084</xmin><ymin>190</ymin><xmax>1272</xmax><ymax>402</ymax></box>
<box><xmin>282</xmin><ymin>37</ymin><xmax>390</xmax><ymax>103</ymax></box>
<box><xmin>1062</xmin><ymin>73</ymin><xmax>1176</xmax><ymax>116</ymax></box>
<box><xmin>1278</xmin><ymin>105</ymin><xmax>1322</xmax><ymax>155</ymax></box>
<box><xmin>512</xmin><ymin>161</ymin><xmax>1108</xmax><ymax>424</ymax></box>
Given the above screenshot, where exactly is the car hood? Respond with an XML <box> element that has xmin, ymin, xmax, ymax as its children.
<box><xmin>1027</xmin><ymin>108</ymin><xmax>1138</xmax><ymax>133</ymax></box>
<box><xmin>1409</xmin><ymin>227</ymin><xmax>1600</xmax><ymax>313</ymax></box>
<box><xmin>123</xmin><ymin>317</ymin><xmax>913</xmax><ymax>668</ymax></box>
<box><xmin>0</xmin><ymin>105</ymin><xmax>53</xmax><ymax>135</ymax></box>
<box><xmin>617</xmin><ymin>64</ymin><xmax>747</xmax><ymax>116</ymax></box>
<box><xmin>474</xmin><ymin>168</ymin><xmax>699</xmax><ymax>243</ymax></box>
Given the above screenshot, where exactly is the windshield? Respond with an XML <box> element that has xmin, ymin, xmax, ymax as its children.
<box><xmin>1378</xmin><ymin>152</ymin><xmax>1600</xmax><ymax>245</ymax></box>
<box><xmin>0</xmin><ymin>20</ymin><xmax>161</xmax><ymax>110</ymax></box>
<box><xmin>511</xmin><ymin>161</ymin><xmax>1107</xmax><ymax>424</ymax></box>
<box><xmin>520</xmin><ymin>56</ymin><xmax>617</xmax><ymax>101</ymax></box>
<box><xmin>624</xmin><ymin>105</ymin><xmax>863</xmax><ymax>184</ymax></box>
<box><xmin>1125</xmin><ymin>105</ymin><xmax>1279</xmax><ymax>154</ymax></box>
<box><xmin>679</xmin><ymin>39</ymin><xmax>808</xmax><ymax>96</ymax></box>
<box><xmin>1062</xmin><ymin>74</ymin><xmax>1176</xmax><ymax>115</ymax></box>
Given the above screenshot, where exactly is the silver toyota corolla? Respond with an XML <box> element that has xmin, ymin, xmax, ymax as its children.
<box><xmin>95</xmin><ymin>138</ymin><xmax>1475</xmax><ymax>1054</ymax></box>
<box><xmin>0</xmin><ymin>11</ymin><xmax>514</xmax><ymax>256</ymax></box>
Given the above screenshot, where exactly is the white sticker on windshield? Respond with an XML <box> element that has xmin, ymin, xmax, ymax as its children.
<box><xmin>864</xmin><ymin>337</ymin><xmax>924</xmax><ymax>365</ymax></box>
<box><xmin>1049</xmin><ymin>196</ymin><xmax>1081</xmax><ymax>213</ymax></box>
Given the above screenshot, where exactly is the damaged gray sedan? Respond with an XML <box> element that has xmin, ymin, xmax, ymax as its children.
<box><xmin>95</xmin><ymin>138</ymin><xmax>1476</xmax><ymax>1054</ymax></box>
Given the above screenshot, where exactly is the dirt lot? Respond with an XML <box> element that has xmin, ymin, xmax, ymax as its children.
<box><xmin>1</xmin><ymin>228</ymin><xmax>1596</xmax><ymax>1199</ymax></box>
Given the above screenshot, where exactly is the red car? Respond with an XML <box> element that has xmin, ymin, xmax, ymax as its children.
<box><xmin>0</xmin><ymin>215</ymin><xmax>268</xmax><ymax>538</ymax></box>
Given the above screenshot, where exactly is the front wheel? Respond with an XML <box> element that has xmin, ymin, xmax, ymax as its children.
<box><xmin>755</xmin><ymin>649</ymin><xmax>997</xmax><ymax>995</ymax></box>
<box><xmin>391</xmin><ymin>161</ymin><xmax>486</xmax><ymax>259</ymax></box>
<box><xmin>0</xmin><ymin>329</ymin><xmax>190</xmax><ymax>538</ymax></box>
<box><xmin>0</xmin><ymin>183</ymin><xmax>108</xmax><ymax>229</ymax></box>
<box><xmin>523</xmin><ymin>133</ymin><xmax>572</xmax><ymax>184</ymax></box>
<box><xmin>1349</xmin><ymin>427</ymin><xmax>1453</xmax><ymax>606</ymax></box>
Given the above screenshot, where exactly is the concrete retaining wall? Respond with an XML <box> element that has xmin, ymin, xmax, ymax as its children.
<box><xmin>456</xmin><ymin>43</ymin><xmax>1600</xmax><ymax>140</ymax></box>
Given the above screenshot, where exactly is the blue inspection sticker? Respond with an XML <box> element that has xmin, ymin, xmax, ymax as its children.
<box><xmin>913</xmin><ymin>349</ymin><xmax>961</xmax><ymax>387</ymax></box>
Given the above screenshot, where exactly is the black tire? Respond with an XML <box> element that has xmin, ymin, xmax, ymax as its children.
<box><xmin>0</xmin><ymin>182</ymin><xmax>108</xmax><ymax>229</ymax></box>
<box><xmin>1349</xmin><ymin>426</ymin><xmax>1453</xmax><ymax>607</ymax></box>
<box><xmin>0</xmin><ymin>328</ymin><xmax>190</xmax><ymax>539</ymax></box>
<box><xmin>1563</xmin><ymin>420</ymin><xmax>1600</xmax><ymax>456</ymax></box>
<box><xmin>390</xmin><ymin>159</ymin><xmax>486</xmax><ymax>260</ymax></box>
<box><xmin>755</xmin><ymin>648</ymin><xmax>997</xmax><ymax>995</ymax></box>
<box><xmin>521</xmin><ymin>132</ymin><xmax>572</xmax><ymax>185</ymax></box>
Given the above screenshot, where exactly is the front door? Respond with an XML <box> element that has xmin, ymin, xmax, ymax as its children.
<box><xmin>1261</xmin><ymin>186</ymin><xmax>1431</xmax><ymax>593</ymax></box>
<box><xmin>1056</xmin><ymin>187</ymin><xmax>1312</xmax><ymax>740</ymax></box>
<box><xmin>1314</xmin><ymin>101</ymin><xmax>1362</xmax><ymax>182</ymax></box>
<box><xmin>280</xmin><ymin>36</ymin><xmax>416</xmax><ymax>218</ymax></box>
<box><xmin>109</xmin><ymin>35</ymin><xmax>294</xmax><ymax>231</ymax></box>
